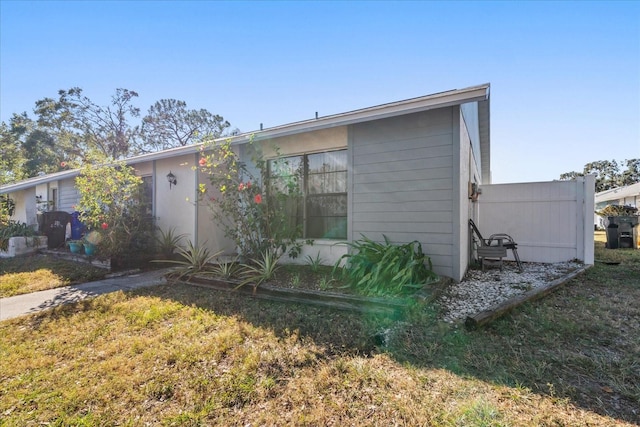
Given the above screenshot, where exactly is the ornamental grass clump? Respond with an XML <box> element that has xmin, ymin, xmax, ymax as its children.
<box><xmin>335</xmin><ymin>235</ymin><xmax>438</xmax><ymax>297</ymax></box>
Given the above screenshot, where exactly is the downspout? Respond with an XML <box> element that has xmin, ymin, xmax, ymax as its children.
<box><xmin>152</xmin><ymin>161</ymin><xmax>157</xmax><ymax>219</ymax></box>
<box><xmin>451</xmin><ymin>106</ymin><xmax>462</xmax><ymax>281</ymax></box>
<box><xmin>194</xmin><ymin>153</ymin><xmax>199</xmax><ymax>247</ymax></box>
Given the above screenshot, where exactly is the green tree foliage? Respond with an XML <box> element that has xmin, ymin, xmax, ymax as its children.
<box><xmin>559</xmin><ymin>158</ymin><xmax>639</xmax><ymax>192</ymax></box>
<box><xmin>620</xmin><ymin>159</ymin><xmax>640</xmax><ymax>186</ymax></box>
<box><xmin>75</xmin><ymin>154</ymin><xmax>153</xmax><ymax>260</ymax></box>
<box><xmin>6</xmin><ymin>113</ymin><xmax>65</xmax><ymax>178</ymax></box>
<box><xmin>42</xmin><ymin>87</ymin><xmax>141</xmax><ymax>160</ymax></box>
<box><xmin>138</xmin><ymin>99</ymin><xmax>230</xmax><ymax>153</ymax></box>
<box><xmin>0</xmin><ymin>88</ymin><xmax>232</xmax><ymax>184</ymax></box>
<box><xmin>0</xmin><ymin>122</ymin><xmax>25</xmax><ymax>185</ymax></box>
<box><xmin>0</xmin><ymin>195</ymin><xmax>16</xmax><ymax>225</ymax></box>
<box><xmin>33</xmin><ymin>88</ymin><xmax>86</xmax><ymax>164</ymax></box>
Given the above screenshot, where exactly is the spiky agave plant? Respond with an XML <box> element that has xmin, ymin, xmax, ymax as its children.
<box><xmin>153</xmin><ymin>240</ymin><xmax>221</xmax><ymax>281</ymax></box>
<box><xmin>155</xmin><ymin>227</ymin><xmax>187</xmax><ymax>259</ymax></box>
<box><xmin>237</xmin><ymin>249</ymin><xmax>282</xmax><ymax>293</ymax></box>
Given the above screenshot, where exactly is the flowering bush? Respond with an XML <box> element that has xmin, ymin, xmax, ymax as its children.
<box><xmin>75</xmin><ymin>155</ymin><xmax>154</xmax><ymax>261</ymax></box>
<box><xmin>198</xmin><ymin>137</ymin><xmax>306</xmax><ymax>260</ymax></box>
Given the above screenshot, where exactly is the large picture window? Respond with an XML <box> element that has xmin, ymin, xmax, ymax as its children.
<box><xmin>268</xmin><ymin>149</ymin><xmax>347</xmax><ymax>239</ymax></box>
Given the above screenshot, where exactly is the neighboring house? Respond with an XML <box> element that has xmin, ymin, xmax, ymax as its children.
<box><xmin>594</xmin><ymin>182</ymin><xmax>640</xmax><ymax>228</ymax></box>
<box><xmin>1</xmin><ymin>83</ymin><xmax>595</xmax><ymax>281</ymax></box>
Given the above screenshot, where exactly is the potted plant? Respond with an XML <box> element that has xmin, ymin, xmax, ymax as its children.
<box><xmin>83</xmin><ymin>230</ymin><xmax>103</xmax><ymax>256</ymax></box>
<box><xmin>67</xmin><ymin>240</ymin><xmax>84</xmax><ymax>254</ymax></box>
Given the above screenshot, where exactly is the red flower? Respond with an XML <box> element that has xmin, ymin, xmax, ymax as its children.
<box><xmin>60</xmin><ymin>161</ymin><xmax>67</xmax><ymax>168</ymax></box>
<box><xmin>238</xmin><ymin>183</ymin><xmax>245</xmax><ymax>191</ymax></box>
<box><xmin>254</xmin><ymin>194</ymin><xmax>262</xmax><ymax>204</ymax></box>
<box><xmin>199</xmin><ymin>157</ymin><xmax>207</xmax><ymax>167</ymax></box>
<box><xmin>101</xmin><ymin>222</ymin><xmax>108</xmax><ymax>230</ymax></box>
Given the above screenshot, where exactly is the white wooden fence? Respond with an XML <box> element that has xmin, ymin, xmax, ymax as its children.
<box><xmin>477</xmin><ymin>176</ymin><xmax>595</xmax><ymax>264</ymax></box>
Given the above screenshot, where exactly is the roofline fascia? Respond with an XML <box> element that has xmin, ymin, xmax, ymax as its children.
<box><xmin>2</xmin><ymin>83</ymin><xmax>490</xmax><ymax>194</ymax></box>
<box><xmin>245</xmin><ymin>84</ymin><xmax>490</xmax><ymax>141</ymax></box>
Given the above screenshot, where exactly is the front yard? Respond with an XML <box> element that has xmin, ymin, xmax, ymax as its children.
<box><xmin>0</xmin><ymin>232</ymin><xmax>638</xmax><ymax>425</ymax></box>
<box><xmin>0</xmin><ymin>255</ymin><xmax>107</xmax><ymax>298</ymax></box>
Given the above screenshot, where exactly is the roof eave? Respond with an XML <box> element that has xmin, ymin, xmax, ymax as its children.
<box><xmin>1</xmin><ymin>83</ymin><xmax>491</xmax><ymax>193</ymax></box>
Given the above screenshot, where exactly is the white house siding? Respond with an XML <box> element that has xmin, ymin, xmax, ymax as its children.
<box><xmin>260</xmin><ymin>126</ymin><xmax>348</xmax><ymax>158</ymax></box>
<box><xmin>477</xmin><ymin>176</ymin><xmax>595</xmax><ymax>264</ymax></box>
<box><xmin>349</xmin><ymin>107</ymin><xmax>456</xmax><ymax>279</ymax></box>
<box><xmin>7</xmin><ymin>189</ymin><xmax>34</xmax><ymax>225</ymax></box>
<box><xmin>196</xmin><ymin>166</ymin><xmax>237</xmax><ymax>257</ymax></box>
<box><xmin>154</xmin><ymin>155</ymin><xmax>198</xmax><ymax>248</ymax></box>
<box><xmin>132</xmin><ymin>162</ymin><xmax>153</xmax><ymax>177</ymax></box>
<box><xmin>59</xmin><ymin>178</ymin><xmax>79</xmax><ymax>212</ymax></box>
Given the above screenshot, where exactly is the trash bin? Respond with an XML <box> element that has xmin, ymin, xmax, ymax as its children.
<box><xmin>606</xmin><ymin>223</ymin><xmax>619</xmax><ymax>249</ymax></box>
<box><xmin>606</xmin><ymin>216</ymin><xmax>640</xmax><ymax>249</ymax></box>
<box><xmin>70</xmin><ymin>211</ymin><xmax>85</xmax><ymax>240</ymax></box>
<box><xmin>42</xmin><ymin>211</ymin><xmax>71</xmax><ymax>249</ymax></box>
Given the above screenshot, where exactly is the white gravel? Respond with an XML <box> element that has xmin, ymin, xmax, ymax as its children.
<box><xmin>437</xmin><ymin>261</ymin><xmax>583</xmax><ymax>323</ymax></box>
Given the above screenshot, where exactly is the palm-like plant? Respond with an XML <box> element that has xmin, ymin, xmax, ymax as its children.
<box><xmin>211</xmin><ymin>256</ymin><xmax>241</xmax><ymax>279</ymax></box>
<box><xmin>155</xmin><ymin>240</ymin><xmax>221</xmax><ymax>281</ymax></box>
<box><xmin>237</xmin><ymin>249</ymin><xmax>282</xmax><ymax>293</ymax></box>
<box><xmin>155</xmin><ymin>227</ymin><xmax>187</xmax><ymax>259</ymax></box>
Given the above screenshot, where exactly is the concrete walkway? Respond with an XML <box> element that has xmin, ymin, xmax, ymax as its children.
<box><xmin>0</xmin><ymin>269</ymin><xmax>170</xmax><ymax>321</ymax></box>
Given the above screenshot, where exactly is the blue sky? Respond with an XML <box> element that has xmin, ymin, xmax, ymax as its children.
<box><xmin>1</xmin><ymin>1</ymin><xmax>638</xmax><ymax>183</ymax></box>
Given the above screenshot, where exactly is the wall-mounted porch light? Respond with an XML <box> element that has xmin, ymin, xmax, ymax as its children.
<box><xmin>166</xmin><ymin>171</ymin><xmax>177</xmax><ymax>189</ymax></box>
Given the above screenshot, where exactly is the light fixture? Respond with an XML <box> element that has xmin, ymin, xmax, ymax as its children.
<box><xmin>166</xmin><ymin>171</ymin><xmax>177</xmax><ymax>189</ymax></box>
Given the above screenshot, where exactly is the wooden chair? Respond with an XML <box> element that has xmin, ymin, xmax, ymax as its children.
<box><xmin>469</xmin><ymin>219</ymin><xmax>523</xmax><ymax>272</ymax></box>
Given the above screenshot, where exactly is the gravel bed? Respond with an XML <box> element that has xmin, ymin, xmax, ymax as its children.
<box><xmin>437</xmin><ymin>261</ymin><xmax>583</xmax><ymax>323</ymax></box>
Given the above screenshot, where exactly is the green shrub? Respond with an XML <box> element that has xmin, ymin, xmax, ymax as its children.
<box><xmin>0</xmin><ymin>195</ymin><xmax>16</xmax><ymax>225</ymax></box>
<box><xmin>0</xmin><ymin>221</ymin><xmax>39</xmax><ymax>251</ymax></box>
<box><xmin>197</xmin><ymin>137</ymin><xmax>307</xmax><ymax>261</ymax></box>
<box><xmin>334</xmin><ymin>235</ymin><xmax>438</xmax><ymax>297</ymax></box>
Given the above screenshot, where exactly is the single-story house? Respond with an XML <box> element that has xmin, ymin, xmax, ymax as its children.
<box><xmin>1</xmin><ymin>83</ymin><xmax>595</xmax><ymax>281</ymax></box>
<box><xmin>594</xmin><ymin>182</ymin><xmax>640</xmax><ymax>228</ymax></box>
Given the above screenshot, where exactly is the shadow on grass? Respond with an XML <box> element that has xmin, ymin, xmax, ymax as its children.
<box><xmin>133</xmin><ymin>244</ymin><xmax>640</xmax><ymax>425</ymax></box>
<box><xmin>11</xmin><ymin>240</ymin><xmax>638</xmax><ymax>424</ymax></box>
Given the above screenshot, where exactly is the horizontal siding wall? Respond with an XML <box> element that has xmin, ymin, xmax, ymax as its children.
<box><xmin>58</xmin><ymin>178</ymin><xmax>79</xmax><ymax>212</ymax></box>
<box><xmin>477</xmin><ymin>177</ymin><xmax>595</xmax><ymax>264</ymax></box>
<box><xmin>350</xmin><ymin>107</ymin><xmax>455</xmax><ymax>278</ymax></box>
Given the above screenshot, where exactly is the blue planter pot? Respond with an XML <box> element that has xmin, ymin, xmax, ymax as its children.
<box><xmin>84</xmin><ymin>243</ymin><xmax>97</xmax><ymax>256</ymax></box>
<box><xmin>68</xmin><ymin>242</ymin><xmax>83</xmax><ymax>254</ymax></box>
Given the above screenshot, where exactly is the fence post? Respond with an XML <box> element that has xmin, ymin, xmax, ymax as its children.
<box><xmin>583</xmin><ymin>175</ymin><xmax>595</xmax><ymax>264</ymax></box>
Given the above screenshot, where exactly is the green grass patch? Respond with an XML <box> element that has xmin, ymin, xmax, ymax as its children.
<box><xmin>0</xmin><ymin>234</ymin><xmax>638</xmax><ymax>425</ymax></box>
<box><xmin>0</xmin><ymin>255</ymin><xmax>107</xmax><ymax>297</ymax></box>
